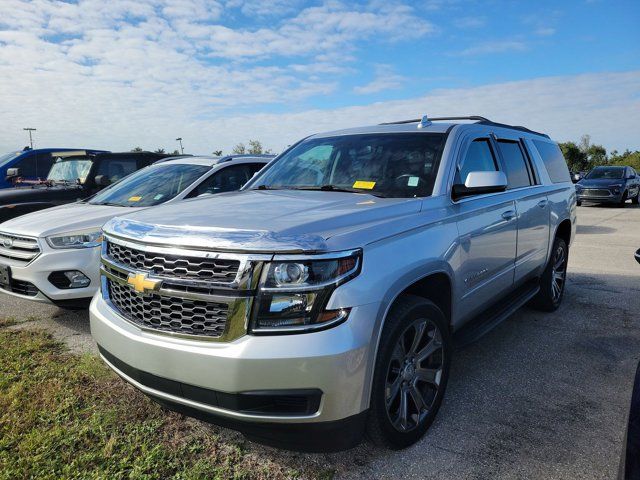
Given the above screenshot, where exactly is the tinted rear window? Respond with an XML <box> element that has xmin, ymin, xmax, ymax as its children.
<box><xmin>533</xmin><ymin>140</ymin><xmax>570</xmax><ymax>183</ymax></box>
<box><xmin>497</xmin><ymin>140</ymin><xmax>531</xmax><ymax>189</ymax></box>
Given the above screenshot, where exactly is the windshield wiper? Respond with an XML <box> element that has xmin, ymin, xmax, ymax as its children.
<box><xmin>91</xmin><ymin>201</ymin><xmax>124</xmax><ymax>207</ymax></box>
<box><xmin>291</xmin><ymin>185</ymin><xmax>388</xmax><ymax>198</ymax></box>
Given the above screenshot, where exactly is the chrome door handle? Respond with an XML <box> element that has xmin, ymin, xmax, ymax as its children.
<box><xmin>502</xmin><ymin>210</ymin><xmax>516</xmax><ymax>220</ymax></box>
<box><xmin>537</xmin><ymin>199</ymin><xmax>548</xmax><ymax>208</ymax></box>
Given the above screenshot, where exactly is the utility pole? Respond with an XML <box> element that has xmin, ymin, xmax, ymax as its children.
<box><xmin>23</xmin><ymin>128</ymin><xmax>36</xmax><ymax>149</ymax></box>
<box><xmin>175</xmin><ymin>137</ymin><xmax>184</xmax><ymax>154</ymax></box>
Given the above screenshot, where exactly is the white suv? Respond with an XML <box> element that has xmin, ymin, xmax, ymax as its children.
<box><xmin>0</xmin><ymin>155</ymin><xmax>271</xmax><ymax>308</ymax></box>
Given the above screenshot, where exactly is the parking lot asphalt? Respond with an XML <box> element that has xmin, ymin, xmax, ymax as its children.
<box><xmin>2</xmin><ymin>204</ymin><xmax>639</xmax><ymax>479</ymax></box>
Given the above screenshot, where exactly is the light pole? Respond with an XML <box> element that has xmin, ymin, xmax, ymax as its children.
<box><xmin>175</xmin><ymin>137</ymin><xmax>184</xmax><ymax>154</ymax></box>
<box><xmin>23</xmin><ymin>128</ymin><xmax>36</xmax><ymax>149</ymax></box>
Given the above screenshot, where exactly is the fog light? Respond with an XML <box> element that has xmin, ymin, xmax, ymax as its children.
<box><xmin>48</xmin><ymin>270</ymin><xmax>91</xmax><ymax>289</ymax></box>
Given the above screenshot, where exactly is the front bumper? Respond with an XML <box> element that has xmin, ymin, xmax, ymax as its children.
<box><xmin>90</xmin><ymin>294</ymin><xmax>380</xmax><ymax>449</ymax></box>
<box><xmin>0</xmin><ymin>244</ymin><xmax>101</xmax><ymax>304</ymax></box>
<box><xmin>577</xmin><ymin>189</ymin><xmax>623</xmax><ymax>204</ymax></box>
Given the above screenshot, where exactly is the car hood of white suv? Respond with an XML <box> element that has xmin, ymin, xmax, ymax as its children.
<box><xmin>0</xmin><ymin>202</ymin><xmax>144</xmax><ymax>238</ymax></box>
<box><xmin>104</xmin><ymin>189</ymin><xmax>425</xmax><ymax>253</ymax></box>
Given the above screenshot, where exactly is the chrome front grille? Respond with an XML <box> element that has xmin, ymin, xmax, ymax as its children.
<box><xmin>107</xmin><ymin>241</ymin><xmax>240</xmax><ymax>282</ymax></box>
<box><xmin>0</xmin><ymin>232</ymin><xmax>41</xmax><ymax>263</ymax></box>
<box><xmin>108</xmin><ymin>279</ymin><xmax>229</xmax><ymax>337</ymax></box>
<box><xmin>101</xmin><ymin>236</ymin><xmax>266</xmax><ymax>341</ymax></box>
<box><xmin>582</xmin><ymin>188</ymin><xmax>611</xmax><ymax>197</ymax></box>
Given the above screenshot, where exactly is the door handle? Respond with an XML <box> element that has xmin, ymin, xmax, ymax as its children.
<box><xmin>537</xmin><ymin>199</ymin><xmax>548</xmax><ymax>208</ymax></box>
<box><xmin>502</xmin><ymin>210</ymin><xmax>516</xmax><ymax>220</ymax></box>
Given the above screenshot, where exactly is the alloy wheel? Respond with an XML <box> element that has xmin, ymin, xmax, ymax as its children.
<box><xmin>551</xmin><ymin>243</ymin><xmax>567</xmax><ymax>302</ymax></box>
<box><xmin>385</xmin><ymin>318</ymin><xmax>444</xmax><ymax>432</ymax></box>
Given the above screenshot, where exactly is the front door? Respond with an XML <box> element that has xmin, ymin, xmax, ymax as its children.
<box><xmin>453</xmin><ymin>137</ymin><xmax>518</xmax><ymax>323</ymax></box>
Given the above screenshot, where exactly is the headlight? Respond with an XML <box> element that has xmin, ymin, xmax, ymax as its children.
<box><xmin>46</xmin><ymin>230</ymin><xmax>103</xmax><ymax>249</ymax></box>
<box><xmin>251</xmin><ymin>250</ymin><xmax>361</xmax><ymax>334</ymax></box>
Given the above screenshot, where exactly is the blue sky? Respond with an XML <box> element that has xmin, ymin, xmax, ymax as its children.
<box><xmin>0</xmin><ymin>0</ymin><xmax>638</xmax><ymax>154</ymax></box>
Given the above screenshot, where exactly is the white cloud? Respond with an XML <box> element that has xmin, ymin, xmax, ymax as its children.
<box><xmin>353</xmin><ymin>65</ymin><xmax>405</xmax><ymax>95</ymax></box>
<box><xmin>2</xmin><ymin>71</ymin><xmax>637</xmax><ymax>154</ymax></box>
<box><xmin>535</xmin><ymin>27</ymin><xmax>556</xmax><ymax>36</ymax></box>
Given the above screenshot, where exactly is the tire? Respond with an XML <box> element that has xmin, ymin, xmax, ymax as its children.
<box><xmin>632</xmin><ymin>190</ymin><xmax>639</xmax><ymax>205</ymax></box>
<box><xmin>531</xmin><ymin>236</ymin><xmax>568</xmax><ymax>312</ymax></box>
<box><xmin>366</xmin><ymin>295</ymin><xmax>451</xmax><ymax>449</ymax></box>
<box><xmin>576</xmin><ymin>200</ymin><xmax>582</xmax><ymax>207</ymax></box>
<box><xmin>618</xmin><ymin>191</ymin><xmax>628</xmax><ymax>207</ymax></box>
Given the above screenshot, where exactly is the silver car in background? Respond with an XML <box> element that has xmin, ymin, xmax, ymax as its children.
<box><xmin>90</xmin><ymin>115</ymin><xmax>576</xmax><ymax>451</ymax></box>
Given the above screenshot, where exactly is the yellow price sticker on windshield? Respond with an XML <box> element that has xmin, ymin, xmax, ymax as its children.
<box><xmin>353</xmin><ymin>180</ymin><xmax>376</xmax><ymax>190</ymax></box>
<box><xmin>128</xmin><ymin>196</ymin><xmax>142</xmax><ymax>202</ymax></box>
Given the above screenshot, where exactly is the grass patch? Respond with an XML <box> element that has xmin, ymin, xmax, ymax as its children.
<box><xmin>0</xmin><ymin>329</ymin><xmax>314</xmax><ymax>479</ymax></box>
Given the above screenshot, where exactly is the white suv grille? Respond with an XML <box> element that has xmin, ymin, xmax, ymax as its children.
<box><xmin>0</xmin><ymin>232</ymin><xmax>41</xmax><ymax>263</ymax></box>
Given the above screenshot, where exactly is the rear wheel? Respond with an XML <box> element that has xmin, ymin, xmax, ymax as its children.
<box><xmin>366</xmin><ymin>295</ymin><xmax>451</xmax><ymax>449</ymax></box>
<box><xmin>531</xmin><ymin>236</ymin><xmax>568</xmax><ymax>312</ymax></box>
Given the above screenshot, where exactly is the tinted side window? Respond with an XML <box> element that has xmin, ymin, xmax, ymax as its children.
<box><xmin>15</xmin><ymin>154</ymin><xmax>37</xmax><ymax>177</ymax></box>
<box><xmin>533</xmin><ymin>140</ymin><xmax>571</xmax><ymax>183</ymax></box>
<box><xmin>497</xmin><ymin>140</ymin><xmax>531</xmax><ymax>189</ymax></box>
<box><xmin>96</xmin><ymin>159</ymin><xmax>137</xmax><ymax>183</ymax></box>
<box><xmin>35</xmin><ymin>152</ymin><xmax>53</xmax><ymax>177</ymax></box>
<box><xmin>456</xmin><ymin>139</ymin><xmax>497</xmax><ymax>184</ymax></box>
<box><xmin>189</xmin><ymin>164</ymin><xmax>252</xmax><ymax>196</ymax></box>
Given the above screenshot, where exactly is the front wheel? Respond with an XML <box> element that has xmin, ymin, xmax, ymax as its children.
<box><xmin>366</xmin><ymin>295</ymin><xmax>451</xmax><ymax>449</ymax></box>
<box><xmin>531</xmin><ymin>237</ymin><xmax>568</xmax><ymax>312</ymax></box>
<box><xmin>632</xmin><ymin>190</ymin><xmax>639</xmax><ymax>205</ymax></box>
<box><xmin>618</xmin><ymin>191</ymin><xmax>628</xmax><ymax>207</ymax></box>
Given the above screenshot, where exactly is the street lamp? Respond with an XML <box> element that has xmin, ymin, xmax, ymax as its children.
<box><xmin>175</xmin><ymin>137</ymin><xmax>184</xmax><ymax>154</ymax></box>
<box><xmin>23</xmin><ymin>128</ymin><xmax>36</xmax><ymax>149</ymax></box>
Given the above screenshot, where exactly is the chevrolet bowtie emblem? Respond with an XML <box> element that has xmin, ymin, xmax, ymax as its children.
<box><xmin>127</xmin><ymin>272</ymin><xmax>161</xmax><ymax>294</ymax></box>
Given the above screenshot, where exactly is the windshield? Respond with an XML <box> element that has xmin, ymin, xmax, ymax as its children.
<box><xmin>47</xmin><ymin>158</ymin><xmax>94</xmax><ymax>183</ymax></box>
<box><xmin>89</xmin><ymin>163</ymin><xmax>210</xmax><ymax>207</ymax></box>
<box><xmin>586</xmin><ymin>167</ymin><xmax>624</xmax><ymax>180</ymax></box>
<box><xmin>0</xmin><ymin>151</ymin><xmax>22</xmax><ymax>167</ymax></box>
<box><xmin>249</xmin><ymin>133</ymin><xmax>446</xmax><ymax>198</ymax></box>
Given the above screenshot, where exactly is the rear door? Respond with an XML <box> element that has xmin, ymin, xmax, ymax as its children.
<box><xmin>452</xmin><ymin>136</ymin><xmax>518</xmax><ymax>320</ymax></box>
<box><xmin>495</xmin><ymin>137</ymin><xmax>550</xmax><ymax>284</ymax></box>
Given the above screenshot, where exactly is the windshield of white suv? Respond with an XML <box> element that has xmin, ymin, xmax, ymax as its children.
<box><xmin>249</xmin><ymin>133</ymin><xmax>446</xmax><ymax>198</ymax></box>
<box><xmin>586</xmin><ymin>167</ymin><xmax>624</xmax><ymax>180</ymax></box>
<box><xmin>47</xmin><ymin>158</ymin><xmax>94</xmax><ymax>183</ymax></box>
<box><xmin>89</xmin><ymin>163</ymin><xmax>210</xmax><ymax>207</ymax></box>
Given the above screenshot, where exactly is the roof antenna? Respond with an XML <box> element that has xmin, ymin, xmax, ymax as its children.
<box><xmin>417</xmin><ymin>114</ymin><xmax>432</xmax><ymax>129</ymax></box>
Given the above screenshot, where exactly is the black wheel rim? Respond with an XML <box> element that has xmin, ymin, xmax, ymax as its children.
<box><xmin>385</xmin><ymin>318</ymin><xmax>444</xmax><ymax>432</ymax></box>
<box><xmin>551</xmin><ymin>243</ymin><xmax>567</xmax><ymax>302</ymax></box>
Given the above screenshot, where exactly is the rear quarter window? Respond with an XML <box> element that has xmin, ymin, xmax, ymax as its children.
<box><xmin>532</xmin><ymin>140</ymin><xmax>571</xmax><ymax>183</ymax></box>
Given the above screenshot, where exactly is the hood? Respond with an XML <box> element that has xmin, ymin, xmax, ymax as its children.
<box><xmin>578</xmin><ymin>178</ymin><xmax>625</xmax><ymax>187</ymax></box>
<box><xmin>0</xmin><ymin>183</ymin><xmax>83</xmax><ymax>204</ymax></box>
<box><xmin>0</xmin><ymin>202</ymin><xmax>144</xmax><ymax>237</ymax></box>
<box><xmin>104</xmin><ymin>189</ymin><xmax>423</xmax><ymax>253</ymax></box>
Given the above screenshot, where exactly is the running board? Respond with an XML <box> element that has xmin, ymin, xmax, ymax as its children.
<box><xmin>453</xmin><ymin>280</ymin><xmax>540</xmax><ymax>349</ymax></box>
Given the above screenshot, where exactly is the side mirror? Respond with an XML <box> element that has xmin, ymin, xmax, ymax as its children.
<box><xmin>94</xmin><ymin>175</ymin><xmax>111</xmax><ymax>187</ymax></box>
<box><xmin>5</xmin><ymin>167</ymin><xmax>20</xmax><ymax>181</ymax></box>
<box><xmin>452</xmin><ymin>171</ymin><xmax>508</xmax><ymax>200</ymax></box>
<box><xmin>628</xmin><ymin>174</ymin><xmax>636</xmax><ymax>180</ymax></box>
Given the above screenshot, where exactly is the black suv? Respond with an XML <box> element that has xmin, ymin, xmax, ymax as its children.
<box><xmin>0</xmin><ymin>151</ymin><xmax>174</xmax><ymax>222</ymax></box>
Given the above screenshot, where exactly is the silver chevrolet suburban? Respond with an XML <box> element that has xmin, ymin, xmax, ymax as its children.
<box><xmin>90</xmin><ymin>115</ymin><xmax>576</xmax><ymax>451</ymax></box>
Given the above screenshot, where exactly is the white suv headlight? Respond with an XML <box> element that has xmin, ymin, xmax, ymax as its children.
<box><xmin>251</xmin><ymin>249</ymin><xmax>362</xmax><ymax>333</ymax></box>
<box><xmin>46</xmin><ymin>230</ymin><xmax>103</xmax><ymax>249</ymax></box>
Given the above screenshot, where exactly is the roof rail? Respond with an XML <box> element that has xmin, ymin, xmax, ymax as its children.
<box><xmin>380</xmin><ymin>115</ymin><xmax>549</xmax><ymax>138</ymax></box>
<box><xmin>218</xmin><ymin>153</ymin><xmax>276</xmax><ymax>163</ymax></box>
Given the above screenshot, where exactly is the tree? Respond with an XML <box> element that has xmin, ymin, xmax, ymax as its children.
<box><xmin>170</xmin><ymin>149</ymin><xmax>180</xmax><ymax>155</ymax></box>
<box><xmin>559</xmin><ymin>142</ymin><xmax>587</xmax><ymax>172</ymax></box>
<box><xmin>232</xmin><ymin>143</ymin><xmax>246</xmax><ymax>154</ymax></box>
<box><xmin>610</xmin><ymin>149</ymin><xmax>640</xmax><ymax>170</ymax></box>
<box><xmin>212</xmin><ymin>150</ymin><xmax>223</xmax><ymax>156</ymax></box>
<box><xmin>154</xmin><ymin>148</ymin><xmax>166</xmax><ymax>154</ymax></box>
<box><xmin>131</xmin><ymin>146</ymin><xmax>143</xmax><ymax>152</ymax></box>
<box><xmin>248</xmin><ymin>140</ymin><xmax>263</xmax><ymax>154</ymax></box>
